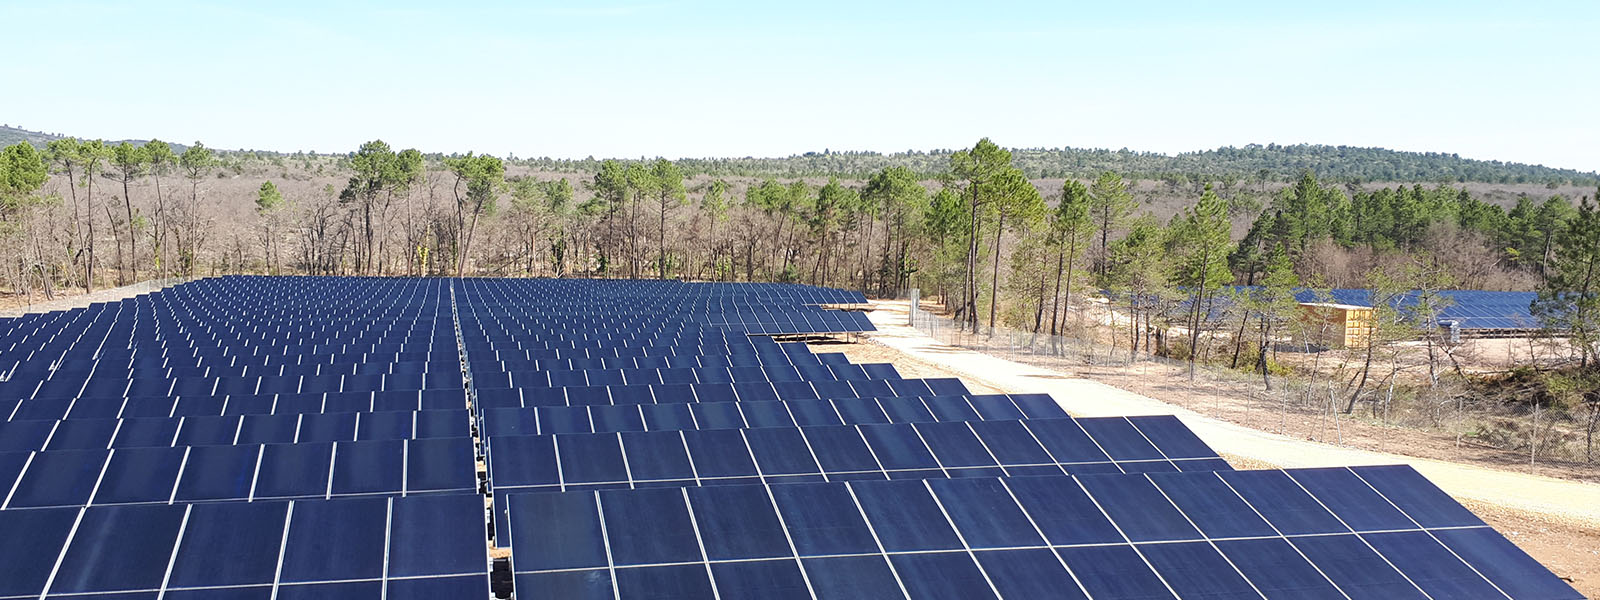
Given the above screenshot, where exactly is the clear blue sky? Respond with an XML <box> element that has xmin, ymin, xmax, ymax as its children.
<box><xmin>3</xmin><ymin>1</ymin><xmax>1597</xmax><ymax>171</ymax></box>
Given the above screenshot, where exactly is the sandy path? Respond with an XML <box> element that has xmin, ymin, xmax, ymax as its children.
<box><xmin>0</xmin><ymin>277</ymin><xmax>191</xmax><ymax>317</ymax></box>
<box><xmin>866</xmin><ymin>300</ymin><xmax>1600</xmax><ymax>530</ymax></box>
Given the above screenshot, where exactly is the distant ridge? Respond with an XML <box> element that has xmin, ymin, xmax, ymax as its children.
<box><xmin>591</xmin><ymin>145</ymin><xmax>1600</xmax><ymax>183</ymax></box>
<box><xmin>0</xmin><ymin>125</ymin><xmax>190</xmax><ymax>154</ymax></box>
<box><xmin>3</xmin><ymin>124</ymin><xmax>1593</xmax><ymax>185</ymax></box>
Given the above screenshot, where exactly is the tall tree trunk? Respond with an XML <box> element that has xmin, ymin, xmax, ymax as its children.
<box><xmin>860</xmin><ymin>213</ymin><xmax>875</xmax><ymax>292</ymax></box>
<box><xmin>658</xmin><ymin>198</ymin><xmax>667</xmax><ymax>279</ymax></box>
<box><xmin>1098</xmin><ymin>206</ymin><xmax>1110</xmax><ymax>277</ymax></box>
<box><xmin>1230</xmin><ymin>310</ymin><xmax>1251</xmax><ymax>369</ymax></box>
<box><xmin>1188</xmin><ymin>287</ymin><xmax>1204</xmax><ymax>380</ymax></box>
<box><xmin>1258</xmin><ymin>321</ymin><xmax>1273</xmax><ymax>390</ymax></box>
<box><xmin>62</xmin><ymin>165</ymin><xmax>83</xmax><ymax>290</ymax></box>
<box><xmin>963</xmin><ymin>209</ymin><xmax>973</xmax><ymax>330</ymax></box>
<box><xmin>879</xmin><ymin>211</ymin><xmax>893</xmax><ymax>295</ymax></box>
<box><xmin>988</xmin><ymin>213</ymin><xmax>1005</xmax><ymax>332</ymax></box>
<box><xmin>1346</xmin><ymin>334</ymin><xmax>1377</xmax><ymax>414</ymax></box>
<box><xmin>1032</xmin><ymin>277</ymin><xmax>1046</xmax><ymax>334</ymax></box>
<box><xmin>122</xmin><ymin>177</ymin><xmax>137</xmax><ymax>285</ymax></box>
<box><xmin>152</xmin><ymin>172</ymin><xmax>165</xmax><ymax>279</ymax></box>
<box><xmin>1062</xmin><ymin>234</ymin><xmax>1079</xmax><ymax>331</ymax></box>
<box><xmin>1049</xmin><ymin>246</ymin><xmax>1065</xmax><ymax>338</ymax></box>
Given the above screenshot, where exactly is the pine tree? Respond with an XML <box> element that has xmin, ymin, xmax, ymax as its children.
<box><xmin>985</xmin><ymin>168</ymin><xmax>1045</xmax><ymax>331</ymax></box>
<box><xmin>1252</xmin><ymin>248</ymin><xmax>1299</xmax><ymax>389</ymax></box>
<box><xmin>256</xmin><ymin>181</ymin><xmax>285</xmax><ymax>274</ymax></box>
<box><xmin>922</xmin><ymin>187</ymin><xmax>966</xmax><ymax>307</ymax></box>
<box><xmin>107</xmin><ymin>142</ymin><xmax>148</xmax><ymax>284</ymax></box>
<box><xmin>650</xmin><ymin>159</ymin><xmax>686</xmax><ymax>279</ymax></box>
<box><xmin>1533</xmin><ymin>194</ymin><xmax>1600</xmax><ymax>367</ymax></box>
<box><xmin>947</xmin><ymin>139</ymin><xmax>1013</xmax><ymax>332</ymax></box>
<box><xmin>1088</xmin><ymin>171</ymin><xmax>1135</xmax><ymax>279</ymax></box>
<box><xmin>1171</xmin><ymin>184</ymin><xmax>1233</xmax><ymax>378</ymax></box>
<box><xmin>1049</xmin><ymin>180</ymin><xmax>1092</xmax><ymax>339</ymax></box>
<box><xmin>862</xmin><ymin>166</ymin><xmax>926</xmax><ymax>295</ymax></box>
<box><xmin>1106</xmin><ymin>218</ymin><xmax>1171</xmax><ymax>360</ymax></box>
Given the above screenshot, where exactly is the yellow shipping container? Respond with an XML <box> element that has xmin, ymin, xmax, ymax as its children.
<box><xmin>1297</xmin><ymin>303</ymin><xmax>1375</xmax><ymax>349</ymax></box>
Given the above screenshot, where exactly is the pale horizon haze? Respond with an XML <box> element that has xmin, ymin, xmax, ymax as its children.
<box><xmin>2</xmin><ymin>0</ymin><xmax>1597</xmax><ymax>171</ymax></box>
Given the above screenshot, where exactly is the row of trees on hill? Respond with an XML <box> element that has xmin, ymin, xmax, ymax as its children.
<box><xmin>515</xmin><ymin>143</ymin><xmax>1597</xmax><ymax>185</ymax></box>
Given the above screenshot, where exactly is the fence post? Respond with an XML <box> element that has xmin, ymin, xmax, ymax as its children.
<box><xmin>908</xmin><ymin>288</ymin><xmax>919</xmax><ymax>327</ymax></box>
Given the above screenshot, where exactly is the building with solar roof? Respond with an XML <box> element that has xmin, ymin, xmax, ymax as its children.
<box><xmin>1293</xmin><ymin>289</ymin><xmax>1543</xmax><ymax>336</ymax></box>
<box><xmin>1296</xmin><ymin>302</ymin><xmax>1376</xmax><ymax>348</ymax></box>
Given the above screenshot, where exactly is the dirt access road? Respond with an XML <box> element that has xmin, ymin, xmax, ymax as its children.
<box><xmin>842</xmin><ymin>300</ymin><xmax>1600</xmax><ymax>596</ymax></box>
<box><xmin>0</xmin><ymin>278</ymin><xmax>190</xmax><ymax>317</ymax></box>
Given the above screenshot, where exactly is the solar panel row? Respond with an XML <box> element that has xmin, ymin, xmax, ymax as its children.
<box><xmin>471</xmin><ymin>378</ymin><xmax>962</xmax><ymax>412</ymax></box>
<box><xmin>464</xmin><ymin>342</ymin><xmax>851</xmax><ymax>361</ymax></box>
<box><xmin>468</xmin><ymin>362</ymin><xmax>904</xmax><ymax>389</ymax></box>
<box><xmin>466</xmin><ymin>350</ymin><xmax>856</xmax><ymax>373</ymax></box>
<box><xmin>0</xmin><ymin>437</ymin><xmax>474</xmax><ymax>509</ymax></box>
<box><xmin>487</xmin><ymin>416</ymin><xmax>1230</xmax><ymax>488</ymax></box>
<box><xmin>476</xmin><ymin>393</ymin><xmax>1075</xmax><ymax>435</ymax></box>
<box><xmin>0</xmin><ymin>493</ymin><xmax>488</xmax><ymax>599</ymax></box>
<box><xmin>5</xmin><ymin>393</ymin><xmax>470</xmax><ymax>420</ymax></box>
<box><xmin>506</xmin><ymin>467</ymin><xmax>1575</xmax><ymax>600</ymax></box>
<box><xmin>0</xmin><ymin>409</ymin><xmax>470</xmax><ymax>451</ymax></box>
<box><xmin>4</xmin><ymin>371</ymin><xmax>465</xmax><ymax>402</ymax></box>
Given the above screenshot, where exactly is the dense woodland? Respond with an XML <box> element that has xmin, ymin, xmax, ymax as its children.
<box><xmin>3</xmin><ymin>132</ymin><xmax>1600</xmax><ymax>458</ymax></box>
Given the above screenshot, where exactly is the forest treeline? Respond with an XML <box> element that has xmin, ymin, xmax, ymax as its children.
<box><xmin>4</xmin><ymin>135</ymin><xmax>1600</xmax><ymax>454</ymax></box>
<box><xmin>518</xmin><ymin>144</ymin><xmax>1599</xmax><ymax>185</ymax></box>
<box><xmin>0</xmin><ymin>136</ymin><xmax>1595</xmax><ymax>307</ymax></box>
<box><xmin>4</xmin><ymin>125</ymin><xmax>1595</xmax><ymax>185</ymax></box>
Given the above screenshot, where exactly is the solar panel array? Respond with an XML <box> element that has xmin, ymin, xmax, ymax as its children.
<box><xmin>1293</xmin><ymin>289</ymin><xmax>1541</xmax><ymax>330</ymax></box>
<box><xmin>0</xmin><ymin>276</ymin><xmax>1580</xmax><ymax>600</ymax></box>
<box><xmin>0</xmin><ymin>277</ymin><xmax>490</xmax><ymax>599</ymax></box>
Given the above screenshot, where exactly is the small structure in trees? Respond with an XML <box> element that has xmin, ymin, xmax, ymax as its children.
<box><xmin>1296</xmin><ymin>302</ymin><xmax>1374</xmax><ymax>349</ymax></box>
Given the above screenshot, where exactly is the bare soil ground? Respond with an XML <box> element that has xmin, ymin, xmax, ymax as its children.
<box><xmin>809</xmin><ymin>338</ymin><xmax>1008</xmax><ymax>395</ymax></box>
<box><xmin>832</xmin><ymin>304</ymin><xmax>1600</xmax><ymax>597</ymax></box>
<box><xmin>0</xmin><ymin>278</ymin><xmax>189</xmax><ymax>316</ymax></box>
<box><xmin>1468</xmin><ymin>500</ymin><xmax>1599</xmax><ymax>598</ymax></box>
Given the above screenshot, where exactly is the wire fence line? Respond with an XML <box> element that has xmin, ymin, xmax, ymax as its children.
<box><xmin>905</xmin><ymin>298</ymin><xmax>1377</xmax><ymax>449</ymax></box>
<box><xmin>907</xmin><ymin>292</ymin><xmax>1600</xmax><ymax>466</ymax></box>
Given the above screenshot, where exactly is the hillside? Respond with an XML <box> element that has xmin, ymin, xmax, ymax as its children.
<box><xmin>0</xmin><ymin>124</ymin><xmax>57</xmax><ymax>147</ymax></box>
<box><xmin>0</xmin><ymin>124</ymin><xmax>189</xmax><ymax>154</ymax></box>
<box><xmin>4</xmin><ymin>123</ymin><xmax>1593</xmax><ymax>185</ymax></box>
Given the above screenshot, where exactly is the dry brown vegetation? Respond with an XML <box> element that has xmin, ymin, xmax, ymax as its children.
<box><xmin>3</xmin><ymin>149</ymin><xmax>1581</xmax><ymax>302</ymax></box>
